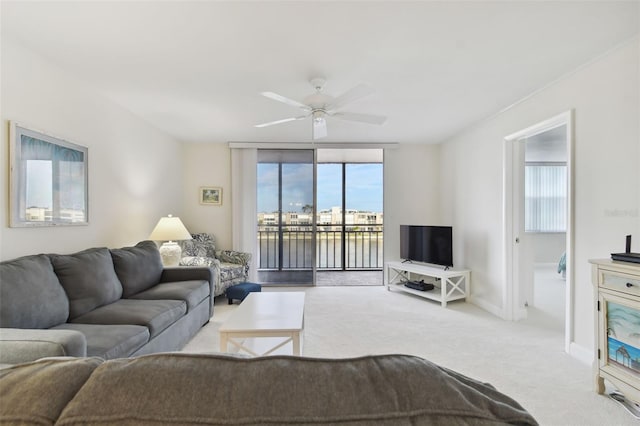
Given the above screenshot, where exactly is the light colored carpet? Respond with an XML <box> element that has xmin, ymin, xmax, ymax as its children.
<box><xmin>182</xmin><ymin>286</ymin><xmax>636</xmax><ymax>425</ymax></box>
<box><xmin>532</xmin><ymin>263</ymin><xmax>566</xmax><ymax>332</ymax></box>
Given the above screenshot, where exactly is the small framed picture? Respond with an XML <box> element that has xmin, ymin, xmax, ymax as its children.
<box><xmin>200</xmin><ymin>187</ymin><xmax>222</xmax><ymax>205</ymax></box>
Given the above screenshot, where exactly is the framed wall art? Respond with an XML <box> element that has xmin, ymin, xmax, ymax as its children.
<box><xmin>200</xmin><ymin>186</ymin><xmax>222</xmax><ymax>206</ymax></box>
<box><xmin>9</xmin><ymin>122</ymin><xmax>89</xmax><ymax>227</ymax></box>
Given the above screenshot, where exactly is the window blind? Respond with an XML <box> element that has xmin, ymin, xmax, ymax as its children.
<box><xmin>525</xmin><ymin>164</ymin><xmax>567</xmax><ymax>233</ymax></box>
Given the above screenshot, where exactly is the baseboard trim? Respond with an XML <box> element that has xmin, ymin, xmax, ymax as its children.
<box><xmin>468</xmin><ymin>295</ymin><xmax>506</xmax><ymax>319</ymax></box>
<box><xmin>569</xmin><ymin>342</ymin><xmax>593</xmax><ymax>365</ymax></box>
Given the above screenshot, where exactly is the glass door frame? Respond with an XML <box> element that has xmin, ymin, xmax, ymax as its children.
<box><xmin>316</xmin><ymin>161</ymin><xmax>384</xmax><ymax>272</ymax></box>
<box><xmin>256</xmin><ymin>149</ymin><xmax>316</xmax><ymax>285</ymax></box>
<box><xmin>256</xmin><ymin>148</ymin><xmax>384</xmax><ymax>285</ymax></box>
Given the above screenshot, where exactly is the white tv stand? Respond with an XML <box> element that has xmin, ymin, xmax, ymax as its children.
<box><xmin>385</xmin><ymin>261</ymin><xmax>471</xmax><ymax>307</ymax></box>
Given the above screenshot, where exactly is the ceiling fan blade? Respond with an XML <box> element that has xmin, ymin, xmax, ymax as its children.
<box><xmin>332</xmin><ymin>111</ymin><xmax>387</xmax><ymax>125</ymax></box>
<box><xmin>254</xmin><ymin>116</ymin><xmax>307</xmax><ymax>128</ymax></box>
<box><xmin>312</xmin><ymin>117</ymin><xmax>327</xmax><ymax>140</ymax></box>
<box><xmin>261</xmin><ymin>92</ymin><xmax>311</xmax><ymax>110</ymax></box>
<box><xmin>328</xmin><ymin>84</ymin><xmax>375</xmax><ymax>111</ymax></box>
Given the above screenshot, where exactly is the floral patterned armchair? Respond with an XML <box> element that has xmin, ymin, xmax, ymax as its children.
<box><xmin>179</xmin><ymin>233</ymin><xmax>251</xmax><ymax>297</ymax></box>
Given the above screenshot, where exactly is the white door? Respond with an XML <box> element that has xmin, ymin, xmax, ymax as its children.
<box><xmin>513</xmin><ymin>138</ymin><xmax>534</xmax><ymax>320</ymax></box>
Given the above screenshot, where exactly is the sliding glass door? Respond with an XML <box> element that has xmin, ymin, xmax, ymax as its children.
<box><xmin>257</xmin><ymin>149</ymin><xmax>314</xmax><ymax>284</ymax></box>
<box><xmin>256</xmin><ymin>148</ymin><xmax>383</xmax><ymax>286</ymax></box>
<box><xmin>345</xmin><ymin>163</ymin><xmax>384</xmax><ymax>269</ymax></box>
<box><xmin>316</xmin><ymin>162</ymin><xmax>383</xmax><ymax>271</ymax></box>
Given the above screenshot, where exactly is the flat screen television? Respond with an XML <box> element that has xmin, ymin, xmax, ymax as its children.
<box><xmin>400</xmin><ymin>225</ymin><xmax>453</xmax><ymax>268</ymax></box>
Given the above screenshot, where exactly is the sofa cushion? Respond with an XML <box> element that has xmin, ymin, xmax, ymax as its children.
<box><xmin>52</xmin><ymin>248</ymin><xmax>123</xmax><ymax>320</ymax></box>
<box><xmin>0</xmin><ymin>254</ymin><xmax>69</xmax><ymax>329</ymax></box>
<box><xmin>0</xmin><ymin>357</ymin><xmax>103</xmax><ymax>426</ymax></box>
<box><xmin>71</xmin><ymin>299</ymin><xmax>186</xmax><ymax>338</ymax></box>
<box><xmin>52</xmin><ymin>353</ymin><xmax>538</xmax><ymax>425</ymax></box>
<box><xmin>110</xmin><ymin>240</ymin><xmax>164</xmax><ymax>297</ymax></box>
<box><xmin>52</xmin><ymin>323</ymin><xmax>150</xmax><ymax>360</ymax></box>
<box><xmin>128</xmin><ymin>280</ymin><xmax>209</xmax><ymax>312</ymax></box>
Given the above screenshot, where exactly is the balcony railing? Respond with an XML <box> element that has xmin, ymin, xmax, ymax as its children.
<box><xmin>257</xmin><ymin>224</ymin><xmax>383</xmax><ymax>270</ymax></box>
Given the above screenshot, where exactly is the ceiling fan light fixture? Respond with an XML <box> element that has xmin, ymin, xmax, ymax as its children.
<box><xmin>254</xmin><ymin>78</ymin><xmax>386</xmax><ymax>139</ymax></box>
<box><xmin>312</xmin><ymin>110</ymin><xmax>325</xmax><ymax>122</ymax></box>
<box><xmin>312</xmin><ymin>115</ymin><xmax>327</xmax><ymax>140</ymax></box>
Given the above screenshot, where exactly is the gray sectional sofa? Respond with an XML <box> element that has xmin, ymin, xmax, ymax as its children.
<box><xmin>0</xmin><ymin>241</ymin><xmax>213</xmax><ymax>364</ymax></box>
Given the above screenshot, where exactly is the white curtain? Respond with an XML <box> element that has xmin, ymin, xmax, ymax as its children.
<box><xmin>231</xmin><ymin>147</ymin><xmax>258</xmax><ymax>281</ymax></box>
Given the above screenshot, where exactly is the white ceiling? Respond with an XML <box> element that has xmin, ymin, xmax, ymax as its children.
<box><xmin>2</xmin><ymin>1</ymin><xmax>638</xmax><ymax>144</ymax></box>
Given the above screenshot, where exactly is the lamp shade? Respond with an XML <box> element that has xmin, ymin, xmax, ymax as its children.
<box><xmin>148</xmin><ymin>215</ymin><xmax>192</xmax><ymax>242</ymax></box>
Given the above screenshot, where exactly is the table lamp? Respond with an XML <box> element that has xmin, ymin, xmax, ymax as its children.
<box><xmin>149</xmin><ymin>215</ymin><xmax>192</xmax><ymax>266</ymax></box>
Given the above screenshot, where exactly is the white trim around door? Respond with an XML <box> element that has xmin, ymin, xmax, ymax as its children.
<box><xmin>503</xmin><ymin>110</ymin><xmax>575</xmax><ymax>354</ymax></box>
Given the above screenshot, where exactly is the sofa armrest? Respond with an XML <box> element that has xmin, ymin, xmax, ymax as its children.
<box><xmin>216</xmin><ymin>250</ymin><xmax>251</xmax><ymax>266</ymax></box>
<box><xmin>160</xmin><ymin>266</ymin><xmax>214</xmax><ymax>285</ymax></box>
<box><xmin>0</xmin><ymin>328</ymin><xmax>87</xmax><ymax>364</ymax></box>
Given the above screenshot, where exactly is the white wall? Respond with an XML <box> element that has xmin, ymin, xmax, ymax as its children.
<box><xmin>181</xmin><ymin>143</ymin><xmax>233</xmax><ymax>250</ymax></box>
<box><xmin>532</xmin><ymin>233</ymin><xmax>566</xmax><ymax>264</ymax></box>
<box><xmin>440</xmin><ymin>37</ymin><xmax>640</xmax><ymax>354</ymax></box>
<box><xmin>0</xmin><ymin>38</ymin><xmax>184</xmax><ymax>260</ymax></box>
<box><xmin>384</xmin><ymin>144</ymin><xmax>442</xmax><ymax>263</ymax></box>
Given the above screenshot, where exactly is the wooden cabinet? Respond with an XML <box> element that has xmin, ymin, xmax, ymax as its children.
<box><xmin>590</xmin><ymin>259</ymin><xmax>640</xmax><ymax>405</ymax></box>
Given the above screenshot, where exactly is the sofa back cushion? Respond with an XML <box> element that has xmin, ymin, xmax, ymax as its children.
<box><xmin>0</xmin><ymin>357</ymin><xmax>103</xmax><ymax>425</ymax></box>
<box><xmin>110</xmin><ymin>241</ymin><xmax>163</xmax><ymax>297</ymax></box>
<box><xmin>49</xmin><ymin>353</ymin><xmax>538</xmax><ymax>425</ymax></box>
<box><xmin>52</xmin><ymin>248</ymin><xmax>123</xmax><ymax>320</ymax></box>
<box><xmin>0</xmin><ymin>254</ymin><xmax>69</xmax><ymax>329</ymax></box>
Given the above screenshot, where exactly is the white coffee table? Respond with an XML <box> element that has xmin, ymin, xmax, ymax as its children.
<box><xmin>219</xmin><ymin>292</ymin><xmax>305</xmax><ymax>356</ymax></box>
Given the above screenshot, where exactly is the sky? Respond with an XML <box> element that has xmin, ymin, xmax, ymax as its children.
<box><xmin>257</xmin><ymin>163</ymin><xmax>383</xmax><ymax>213</ymax></box>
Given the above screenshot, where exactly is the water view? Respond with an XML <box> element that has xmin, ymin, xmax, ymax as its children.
<box><xmin>257</xmin><ymin>159</ymin><xmax>383</xmax><ymax>274</ymax></box>
<box><xmin>258</xmin><ymin>230</ymin><xmax>384</xmax><ymax>270</ymax></box>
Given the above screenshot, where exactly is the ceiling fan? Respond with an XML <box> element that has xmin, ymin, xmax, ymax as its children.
<box><xmin>255</xmin><ymin>78</ymin><xmax>386</xmax><ymax>140</ymax></box>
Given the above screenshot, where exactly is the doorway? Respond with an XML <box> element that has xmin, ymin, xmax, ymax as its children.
<box><xmin>524</xmin><ymin>127</ymin><xmax>568</xmax><ymax>331</ymax></box>
<box><xmin>504</xmin><ymin>111</ymin><xmax>574</xmax><ymax>352</ymax></box>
